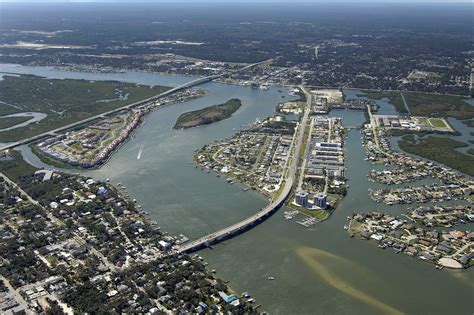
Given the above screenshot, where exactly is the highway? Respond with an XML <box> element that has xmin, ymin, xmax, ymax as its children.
<box><xmin>177</xmin><ymin>84</ymin><xmax>311</xmax><ymax>254</ymax></box>
<box><xmin>0</xmin><ymin>75</ymin><xmax>219</xmax><ymax>152</ymax></box>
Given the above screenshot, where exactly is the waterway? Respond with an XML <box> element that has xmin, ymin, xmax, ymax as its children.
<box><xmin>3</xmin><ymin>64</ymin><xmax>473</xmax><ymax>314</ymax></box>
<box><xmin>0</xmin><ymin>112</ymin><xmax>48</xmax><ymax>131</ymax></box>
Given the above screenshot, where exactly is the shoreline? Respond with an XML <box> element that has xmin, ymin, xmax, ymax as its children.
<box><xmin>28</xmin><ymin>91</ymin><xmax>205</xmax><ymax>171</ymax></box>
<box><xmin>2</xmin><ymin>62</ymin><xmax>472</xmax><ymax>98</ymax></box>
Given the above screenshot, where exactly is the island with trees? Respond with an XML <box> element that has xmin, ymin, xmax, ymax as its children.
<box><xmin>174</xmin><ymin>99</ymin><xmax>242</xmax><ymax>129</ymax></box>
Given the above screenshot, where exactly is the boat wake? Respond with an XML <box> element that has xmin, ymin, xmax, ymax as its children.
<box><xmin>137</xmin><ymin>145</ymin><xmax>144</xmax><ymax>160</ymax></box>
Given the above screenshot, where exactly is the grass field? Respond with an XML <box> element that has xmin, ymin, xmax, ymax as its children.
<box><xmin>297</xmin><ymin>207</ymin><xmax>330</xmax><ymax>221</ymax></box>
<box><xmin>398</xmin><ymin>136</ymin><xmax>474</xmax><ymax>176</ymax></box>
<box><xmin>0</xmin><ymin>116</ymin><xmax>33</xmax><ymax>130</ymax></box>
<box><xmin>427</xmin><ymin>118</ymin><xmax>448</xmax><ymax>128</ymax></box>
<box><xmin>0</xmin><ymin>74</ymin><xmax>169</xmax><ymax>142</ymax></box>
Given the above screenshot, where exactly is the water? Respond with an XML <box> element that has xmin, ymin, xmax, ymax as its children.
<box><xmin>6</xmin><ymin>64</ymin><xmax>473</xmax><ymax>314</ymax></box>
<box><xmin>0</xmin><ymin>112</ymin><xmax>48</xmax><ymax>131</ymax></box>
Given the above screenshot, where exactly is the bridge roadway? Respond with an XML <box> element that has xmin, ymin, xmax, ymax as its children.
<box><xmin>177</xmin><ymin>178</ymin><xmax>294</xmax><ymax>253</ymax></box>
<box><xmin>0</xmin><ymin>75</ymin><xmax>220</xmax><ymax>152</ymax></box>
<box><xmin>177</xmin><ymin>83</ymin><xmax>311</xmax><ymax>254</ymax></box>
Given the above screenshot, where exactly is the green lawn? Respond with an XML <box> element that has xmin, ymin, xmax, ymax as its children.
<box><xmin>0</xmin><ymin>74</ymin><xmax>169</xmax><ymax>142</ymax></box>
<box><xmin>427</xmin><ymin>118</ymin><xmax>447</xmax><ymax>128</ymax></box>
<box><xmin>398</xmin><ymin>136</ymin><xmax>474</xmax><ymax>176</ymax></box>
<box><xmin>298</xmin><ymin>207</ymin><xmax>330</xmax><ymax>221</ymax></box>
<box><xmin>0</xmin><ymin>116</ymin><xmax>33</xmax><ymax>130</ymax></box>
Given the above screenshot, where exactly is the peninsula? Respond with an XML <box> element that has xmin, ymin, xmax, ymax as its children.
<box><xmin>173</xmin><ymin>98</ymin><xmax>242</xmax><ymax>129</ymax></box>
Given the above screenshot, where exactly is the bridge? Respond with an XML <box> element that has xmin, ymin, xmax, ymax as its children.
<box><xmin>177</xmin><ymin>178</ymin><xmax>293</xmax><ymax>253</ymax></box>
<box><xmin>177</xmin><ymin>83</ymin><xmax>311</xmax><ymax>254</ymax></box>
<box><xmin>0</xmin><ymin>75</ymin><xmax>219</xmax><ymax>152</ymax></box>
<box><xmin>0</xmin><ymin>58</ymin><xmax>278</xmax><ymax>152</ymax></box>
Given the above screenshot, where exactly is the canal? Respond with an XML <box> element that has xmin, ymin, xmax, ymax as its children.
<box><xmin>3</xmin><ymin>64</ymin><xmax>473</xmax><ymax>314</ymax></box>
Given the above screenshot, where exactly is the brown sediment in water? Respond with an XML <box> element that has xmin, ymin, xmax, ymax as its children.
<box><xmin>296</xmin><ymin>246</ymin><xmax>403</xmax><ymax>315</ymax></box>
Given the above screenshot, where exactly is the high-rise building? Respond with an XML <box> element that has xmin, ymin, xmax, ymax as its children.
<box><xmin>314</xmin><ymin>193</ymin><xmax>328</xmax><ymax>209</ymax></box>
<box><xmin>295</xmin><ymin>191</ymin><xmax>309</xmax><ymax>206</ymax></box>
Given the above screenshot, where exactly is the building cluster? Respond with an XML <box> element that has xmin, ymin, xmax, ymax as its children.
<box><xmin>406</xmin><ymin>205</ymin><xmax>473</xmax><ymax>228</ymax></box>
<box><xmin>195</xmin><ymin>116</ymin><xmax>295</xmax><ymax>194</ymax></box>
<box><xmin>360</xmin><ymin>122</ymin><xmax>472</xmax><ymax>206</ymax></box>
<box><xmin>369</xmin><ymin>184</ymin><xmax>471</xmax><ymax>205</ymax></box>
<box><xmin>292</xmin><ymin>116</ymin><xmax>346</xmax><ymax>217</ymax></box>
<box><xmin>277</xmin><ymin>101</ymin><xmax>303</xmax><ymax>115</ymax></box>
<box><xmin>0</xmin><ymin>168</ymin><xmax>254</xmax><ymax>314</ymax></box>
<box><xmin>350</xmin><ymin>111</ymin><xmax>474</xmax><ymax>271</ymax></box>
<box><xmin>294</xmin><ymin>191</ymin><xmax>328</xmax><ymax>210</ymax></box>
<box><xmin>347</xmin><ymin>211</ymin><xmax>473</xmax><ymax>270</ymax></box>
<box><xmin>373</xmin><ymin>115</ymin><xmax>453</xmax><ymax>133</ymax></box>
<box><xmin>368</xmin><ymin>159</ymin><xmax>468</xmax><ymax>186</ymax></box>
<box><xmin>35</xmin><ymin>88</ymin><xmax>204</xmax><ymax>169</ymax></box>
<box><xmin>38</xmin><ymin>110</ymin><xmax>144</xmax><ymax>168</ymax></box>
<box><xmin>305</xmin><ymin>117</ymin><xmax>345</xmax><ymax>178</ymax></box>
<box><xmin>219</xmin><ymin>64</ymin><xmax>307</xmax><ymax>88</ymax></box>
<box><xmin>330</xmin><ymin>99</ymin><xmax>378</xmax><ymax>112</ymax></box>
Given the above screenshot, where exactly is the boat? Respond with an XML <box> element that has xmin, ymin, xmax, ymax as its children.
<box><xmin>267</xmin><ymin>276</ymin><xmax>275</xmax><ymax>280</ymax></box>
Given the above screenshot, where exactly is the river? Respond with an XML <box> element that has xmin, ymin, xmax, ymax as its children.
<box><xmin>2</xmin><ymin>64</ymin><xmax>473</xmax><ymax>314</ymax></box>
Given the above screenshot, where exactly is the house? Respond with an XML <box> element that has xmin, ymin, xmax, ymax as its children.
<box><xmin>218</xmin><ymin>291</ymin><xmax>237</xmax><ymax>304</ymax></box>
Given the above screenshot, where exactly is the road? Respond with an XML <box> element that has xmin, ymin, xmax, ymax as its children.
<box><xmin>178</xmin><ymin>84</ymin><xmax>311</xmax><ymax>253</ymax></box>
<box><xmin>400</xmin><ymin>92</ymin><xmax>411</xmax><ymax>114</ymax></box>
<box><xmin>0</xmin><ymin>275</ymin><xmax>29</xmax><ymax>311</ymax></box>
<box><xmin>296</xmin><ymin>86</ymin><xmax>314</xmax><ymax>191</ymax></box>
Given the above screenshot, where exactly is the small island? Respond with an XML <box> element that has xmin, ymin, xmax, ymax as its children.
<box><xmin>173</xmin><ymin>98</ymin><xmax>242</xmax><ymax>129</ymax></box>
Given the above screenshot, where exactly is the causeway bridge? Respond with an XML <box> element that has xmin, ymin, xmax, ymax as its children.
<box><xmin>177</xmin><ymin>178</ymin><xmax>293</xmax><ymax>253</ymax></box>
<box><xmin>0</xmin><ymin>75</ymin><xmax>219</xmax><ymax>152</ymax></box>
<box><xmin>177</xmin><ymin>83</ymin><xmax>311</xmax><ymax>254</ymax></box>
